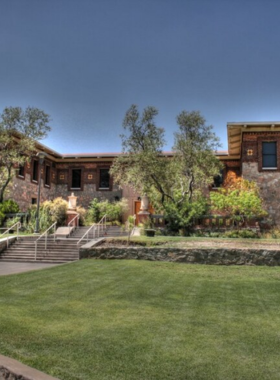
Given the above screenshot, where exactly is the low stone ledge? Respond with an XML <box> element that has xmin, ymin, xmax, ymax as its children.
<box><xmin>0</xmin><ymin>354</ymin><xmax>60</xmax><ymax>380</ymax></box>
<box><xmin>80</xmin><ymin>246</ymin><xmax>280</xmax><ymax>266</ymax></box>
<box><xmin>0</xmin><ymin>237</ymin><xmax>17</xmax><ymax>253</ymax></box>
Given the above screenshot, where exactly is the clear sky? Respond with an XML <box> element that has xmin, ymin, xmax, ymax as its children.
<box><xmin>1</xmin><ymin>0</ymin><xmax>280</xmax><ymax>154</ymax></box>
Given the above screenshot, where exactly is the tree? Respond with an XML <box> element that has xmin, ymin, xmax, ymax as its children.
<box><xmin>173</xmin><ymin>111</ymin><xmax>222</xmax><ymax>202</ymax></box>
<box><xmin>110</xmin><ymin>105</ymin><xmax>222</xmax><ymax>232</ymax></box>
<box><xmin>109</xmin><ymin>104</ymin><xmax>172</xmax><ymax>202</ymax></box>
<box><xmin>0</xmin><ymin>106</ymin><xmax>51</xmax><ymax>202</ymax></box>
<box><xmin>210</xmin><ymin>178</ymin><xmax>268</xmax><ymax>225</ymax></box>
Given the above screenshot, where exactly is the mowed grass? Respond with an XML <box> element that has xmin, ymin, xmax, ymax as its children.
<box><xmin>1</xmin><ymin>261</ymin><xmax>280</xmax><ymax>379</ymax></box>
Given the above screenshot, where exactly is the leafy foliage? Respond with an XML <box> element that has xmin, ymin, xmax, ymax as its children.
<box><xmin>0</xmin><ymin>200</ymin><xmax>20</xmax><ymax>227</ymax></box>
<box><xmin>24</xmin><ymin>197</ymin><xmax>68</xmax><ymax>233</ymax></box>
<box><xmin>164</xmin><ymin>192</ymin><xmax>208</xmax><ymax>235</ymax></box>
<box><xmin>210</xmin><ymin>178</ymin><xmax>268</xmax><ymax>223</ymax></box>
<box><xmin>76</xmin><ymin>206</ymin><xmax>87</xmax><ymax>226</ymax></box>
<box><xmin>87</xmin><ymin>198</ymin><xmax>128</xmax><ymax>224</ymax></box>
<box><xmin>173</xmin><ymin>111</ymin><xmax>222</xmax><ymax>201</ymax></box>
<box><xmin>223</xmin><ymin>229</ymin><xmax>260</xmax><ymax>238</ymax></box>
<box><xmin>111</xmin><ymin>105</ymin><xmax>222</xmax><ymax>232</ymax></box>
<box><xmin>0</xmin><ymin>199</ymin><xmax>20</xmax><ymax>214</ymax></box>
<box><xmin>0</xmin><ymin>106</ymin><xmax>51</xmax><ymax>202</ymax></box>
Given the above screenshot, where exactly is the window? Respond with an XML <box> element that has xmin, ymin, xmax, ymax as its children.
<box><xmin>45</xmin><ymin>165</ymin><xmax>51</xmax><ymax>186</ymax></box>
<box><xmin>18</xmin><ymin>164</ymin><xmax>25</xmax><ymax>178</ymax></box>
<box><xmin>262</xmin><ymin>142</ymin><xmax>277</xmax><ymax>169</ymax></box>
<box><xmin>31</xmin><ymin>197</ymin><xmax>37</xmax><ymax>205</ymax></box>
<box><xmin>99</xmin><ymin>169</ymin><xmax>110</xmax><ymax>189</ymax></box>
<box><xmin>212</xmin><ymin>170</ymin><xmax>223</xmax><ymax>188</ymax></box>
<box><xmin>32</xmin><ymin>160</ymin><xmax>39</xmax><ymax>182</ymax></box>
<box><xmin>71</xmin><ymin>169</ymin><xmax>81</xmax><ymax>188</ymax></box>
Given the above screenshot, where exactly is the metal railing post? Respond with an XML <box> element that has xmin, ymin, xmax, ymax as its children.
<box><xmin>0</xmin><ymin>222</ymin><xmax>21</xmax><ymax>250</ymax></box>
<box><xmin>35</xmin><ymin>222</ymin><xmax>57</xmax><ymax>258</ymax></box>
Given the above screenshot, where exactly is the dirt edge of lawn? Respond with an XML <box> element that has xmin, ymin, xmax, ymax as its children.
<box><xmin>80</xmin><ymin>238</ymin><xmax>280</xmax><ymax>266</ymax></box>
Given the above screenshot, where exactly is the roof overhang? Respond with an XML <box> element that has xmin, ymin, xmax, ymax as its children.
<box><xmin>227</xmin><ymin>122</ymin><xmax>280</xmax><ymax>158</ymax></box>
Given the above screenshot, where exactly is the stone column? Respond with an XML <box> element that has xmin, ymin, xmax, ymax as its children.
<box><xmin>137</xmin><ymin>194</ymin><xmax>150</xmax><ymax>224</ymax></box>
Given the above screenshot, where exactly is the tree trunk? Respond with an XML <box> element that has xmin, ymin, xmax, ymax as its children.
<box><xmin>0</xmin><ymin>166</ymin><xmax>12</xmax><ymax>203</ymax></box>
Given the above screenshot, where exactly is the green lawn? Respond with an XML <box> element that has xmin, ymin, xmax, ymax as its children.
<box><xmin>1</xmin><ymin>261</ymin><xmax>280</xmax><ymax>379</ymax></box>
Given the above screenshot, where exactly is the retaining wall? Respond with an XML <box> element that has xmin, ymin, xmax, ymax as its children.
<box><xmin>80</xmin><ymin>246</ymin><xmax>280</xmax><ymax>266</ymax></box>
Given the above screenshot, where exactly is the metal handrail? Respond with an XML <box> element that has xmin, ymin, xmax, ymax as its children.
<box><xmin>77</xmin><ymin>214</ymin><xmax>107</xmax><ymax>245</ymax></box>
<box><xmin>77</xmin><ymin>223</ymin><xmax>96</xmax><ymax>245</ymax></box>
<box><xmin>68</xmin><ymin>213</ymin><xmax>80</xmax><ymax>235</ymax></box>
<box><xmin>35</xmin><ymin>222</ymin><xmax>57</xmax><ymax>261</ymax></box>
<box><xmin>0</xmin><ymin>222</ymin><xmax>21</xmax><ymax>248</ymax></box>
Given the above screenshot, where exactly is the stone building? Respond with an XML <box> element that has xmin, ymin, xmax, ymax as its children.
<box><xmin>6</xmin><ymin>121</ymin><xmax>280</xmax><ymax>224</ymax></box>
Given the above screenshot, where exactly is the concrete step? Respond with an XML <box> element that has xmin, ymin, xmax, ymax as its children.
<box><xmin>0</xmin><ymin>236</ymin><xmax>81</xmax><ymax>263</ymax></box>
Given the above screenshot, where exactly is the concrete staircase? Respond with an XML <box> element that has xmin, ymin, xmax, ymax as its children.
<box><xmin>0</xmin><ymin>236</ymin><xmax>80</xmax><ymax>263</ymax></box>
<box><xmin>0</xmin><ymin>226</ymin><xmax>128</xmax><ymax>263</ymax></box>
<box><xmin>70</xmin><ymin>225</ymin><xmax>128</xmax><ymax>239</ymax></box>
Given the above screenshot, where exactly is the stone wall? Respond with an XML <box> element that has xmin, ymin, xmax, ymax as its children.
<box><xmin>80</xmin><ymin>246</ymin><xmax>280</xmax><ymax>266</ymax></box>
<box><xmin>0</xmin><ymin>237</ymin><xmax>17</xmax><ymax>253</ymax></box>
<box><xmin>242</xmin><ymin>162</ymin><xmax>280</xmax><ymax>224</ymax></box>
<box><xmin>7</xmin><ymin>174</ymin><xmax>56</xmax><ymax>212</ymax></box>
<box><xmin>55</xmin><ymin>184</ymin><xmax>122</xmax><ymax>209</ymax></box>
<box><xmin>7</xmin><ymin>170</ymin><xmax>122</xmax><ymax>212</ymax></box>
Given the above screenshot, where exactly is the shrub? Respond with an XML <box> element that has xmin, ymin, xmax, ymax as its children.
<box><xmin>0</xmin><ymin>199</ymin><xmax>20</xmax><ymax>214</ymax></box>
<box><xmin>0</xmin><ymin>211</ymin><xmax>5</xmax><ymax>227</ymax></box>
<box><xmin>224</xmin><ymin>229</ymin><xmax>259</xmax><ymax>239</ymax></box>
<box><xmin>5</xmin><ymin>216</ymin><xmax>21</xmax><ymax>229</ymax></box>
<box><xmin>76</xmin><ymin>206</ymin><xmax>87</xmax><ymax>226</ymax></box>
<box><xmin>164</xmin><ymin>193</ymin><xmax>208</xmax><ymax>234</ymax></box>
<box><xmin>262</xmin><ymin>228</ymin><xmax>280</xmax><ymax>239</ymax></box>
<box><xmin>87</xmin><ymin>198</ymin><xmax>128</xmax><ymax>224</ymax></box>
<box><xmin>25</xmin><ymin>197</ymin><xmax>68</xmax><ymax>233</ymax></box>
<box><xmin>0</xmin><ymin>200</ymin><xmax>20</xmax><ymax>227</ymax></box>
<box><xmin>42</xmin><ymin>197</ymin><xmax>68</xmax><ymax>226</ymax></box>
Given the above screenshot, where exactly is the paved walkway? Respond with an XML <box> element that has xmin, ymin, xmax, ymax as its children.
<box><xmin>0</xmin><ymin>262</ymin><xmax>61</xmax><ymax>276</ymax></box>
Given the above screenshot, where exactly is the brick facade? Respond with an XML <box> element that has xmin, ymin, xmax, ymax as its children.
<box><xmin>5</xmin><ymin>125</ymin><xmax>280</xmax><ymax>225</ymax></box>
<box><xmin>239</xmin><ymin>131</ymin><xmax>280</xmax><ymax>224</ymax></box>
<box><xmin>6</xmin><ymin>158</ymin><xmax>123</xmax><ymax>212</ymax></box>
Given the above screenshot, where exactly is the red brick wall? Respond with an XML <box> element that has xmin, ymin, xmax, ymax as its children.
<box><xmin>6</xmin><ymin>159</ymin><xmax>122</xmax><ymax>211</ymax></box>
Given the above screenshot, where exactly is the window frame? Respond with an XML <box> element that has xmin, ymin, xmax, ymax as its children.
<box><xmin>69</xmin><ymin>168</ymin><xmax>83</xmax><ymax>191</ymax></box>
<box><xmin>17</xmin><ymin>164</ymin><xmax>25</xmax><ymax>180</ymax></box>
<box><xmin>31</xmin><ymin>159</ymin><xmax>39</xmax><ymax>183</ymax></box>
<box><xmin>258</xmin><ymin>137</ymin><xmax>279</xmax><ymax>172</ymax></box>
<box><xmin>262</xmin><ymin>141</ymin><xmax>277</xmax><ymax>169</ymax></box>
<box><xmin>98</xmin><ymin>168</ymin><xmax>111</xmax><ymax>190</ymax></box>
<box><xmin>44</xmin><ymin>163</ymin><xmax>51</xmax><ymax>188</ymax></box>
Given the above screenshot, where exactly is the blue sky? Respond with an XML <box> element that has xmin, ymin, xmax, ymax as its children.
<box><xmin>1</xmin><ymin>0</ymin><xmax>280</xmax><ymax>153</ymax></box>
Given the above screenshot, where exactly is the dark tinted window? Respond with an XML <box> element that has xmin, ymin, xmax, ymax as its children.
<box><xmin>263</xmin><ymin>142</ymin><xmax>277</xmax><ymax>168</ymax></box>
<box><xmin>32</xmin><ymin>160</ymin><xmax>38</xmax><ymax>181</ymax></box>
<box><xmin>212</xmin><ymin>170</ymin><xmax>223</xmax><ymax>188</ymax></box>
<box><xmin>18</xmin><ymin>164</ymin><xmax>25</xmax><ymax>177</ymax></box>
<box><xmin>99</xmin><ymin>169</ymin><xmax>110</xmax><ymax>188</ymax></box>
<box><xmin>45</xmin><ymin>165</ymin><xmax>50</xmax><ymax>186</ymax></box>
<box><xmin>72</xmin><ymin>169</ymin><xmax>81</xmax><ymax>188</ymax></box>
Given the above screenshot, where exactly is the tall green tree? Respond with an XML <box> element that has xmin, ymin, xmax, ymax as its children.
<box><xmin>173</xmin><ymin>110</ymin><xmax>222</xmax><ymax>202</ymax></box>
<box><xmin>0</xmin><ymin>106</ymin><xmax>51</xmax><ymax>202</ymax></box>
<box><xmin>110</xmin><ymin>105</ymin><xmax>222</xmax><ymax>232</ymax></box>
<box><xmin>110</xmin><ymin>104</ymin><xmax>172</xmax><ymax>203</ymax></box>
